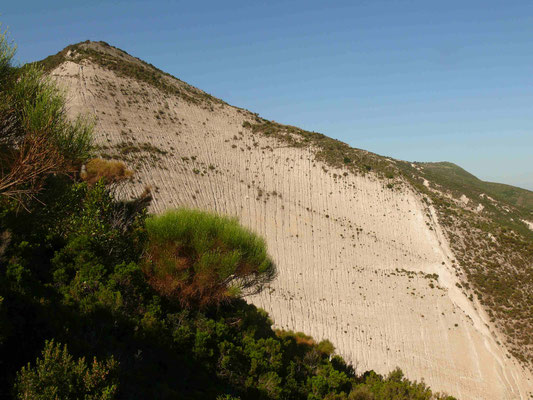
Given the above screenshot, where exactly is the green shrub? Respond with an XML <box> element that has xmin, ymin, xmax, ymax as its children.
<box><xmin>0</xmin><ymin>24</ymin><xmax>16</xmax><ymax>85</ymax></box>
<box><xmin>349</xmin><ymin>386</ymin><xmax>374</xmax><ymax>400</ymax></box>
<box><xmin>0</xmin><ymin>29</ymin><xmax>92</xmax><ymax>205</ymax></box>
<box><xmin>9</xmin><ymin>64</ymin><xmax>93</xmax><ymax>163</ymax></box>
<box><xmin>14</xmin><ymin>340</ymin><xmax>118</xmax><ymax>400</ymax></box>
<box><xmin>317</xmin><ymin>339</ymin><xmax>336</xmax><ymax>356</ymax></box>
<box><xmin>143</xmin><ymin>209</ymin><xmax>276</xmax><ymax>307</ymax></box>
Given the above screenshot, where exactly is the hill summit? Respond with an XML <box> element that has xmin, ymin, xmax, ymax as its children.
<box><xmin>39</xmin><ymin>40</ymin><xmax>533</xmax><ymax>399</ymax></box>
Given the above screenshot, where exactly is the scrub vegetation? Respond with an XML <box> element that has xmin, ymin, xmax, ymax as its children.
<box><xmin>81</xmin><ymin>158</ymin><xmax>133</xmax><ymax>185</ymax></box>
<box><xmin>241</xmin><ymin>119</ymin><xmax>398</xmax><ymax>180</ymax></box>
<box><xmin>415</xmin><ymin>161</ymin><xmax>533</xmax><ymax>212</ymax></box>
<box><xmin>0</xmin><ymin>31</ymin><xmax>92</xmax><ymax>204</ymax></box>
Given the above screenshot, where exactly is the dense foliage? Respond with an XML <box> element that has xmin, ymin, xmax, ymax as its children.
<box><xmin>0</xmin><ymin>28</ymin><xmax>456</xmax><ymax>399</ymax></box>
<box><xmin>15</xmin><ymin>340</ymin><xmax>119</xmax><ymax>400</ymax></box>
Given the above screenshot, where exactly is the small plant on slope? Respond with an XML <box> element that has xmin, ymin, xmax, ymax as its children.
<box><xmin>81</xmin><ymin>158</ymin><xmax>133</xmax><ymax>185</ymax></box>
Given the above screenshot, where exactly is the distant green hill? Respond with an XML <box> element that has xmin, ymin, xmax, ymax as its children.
<box><xmin>416</xmin><ymin>161</ymin><xmax>533</xmax><ymax>214</ymax></box>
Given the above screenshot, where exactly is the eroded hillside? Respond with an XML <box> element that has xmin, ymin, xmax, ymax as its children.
<box><xmin>40</xmin><ymin>41</ymin><xmax>533</xmax><ymax>399</ymax></box>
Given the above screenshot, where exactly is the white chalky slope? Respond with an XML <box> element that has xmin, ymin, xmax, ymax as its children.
<box><xmin>51</xmin><ymin>46</ymin><xmax>533</xmax><ymax>399</ymax></box>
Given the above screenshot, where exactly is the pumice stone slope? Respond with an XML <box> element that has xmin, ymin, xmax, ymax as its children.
<box><xmin>40</xmin><ymin>41</ymin><xmax>533</xmax><ymax>400</ymax></box>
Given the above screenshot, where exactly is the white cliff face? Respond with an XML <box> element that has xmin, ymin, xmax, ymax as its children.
<box><xmin>52</xmin><ymin>57</ymin><xmax>533</xmax><ymax>400</ymax></box>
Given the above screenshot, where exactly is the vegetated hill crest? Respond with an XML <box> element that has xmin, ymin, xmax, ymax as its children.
<box><xmin>41</xmin><ymin>41</ymin><xmax>533</xmax><ymax>400</ymax></box>
<box><xmin>416</xmin><ymin>161</ymin><xmax>533</xmax><ymax>212</ymax></box>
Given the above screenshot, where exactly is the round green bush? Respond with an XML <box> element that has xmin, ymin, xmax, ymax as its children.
<box><xmin>143</xmin><ymin>208</ymin><xmax>276</xmax><ymax>307</ymax></box>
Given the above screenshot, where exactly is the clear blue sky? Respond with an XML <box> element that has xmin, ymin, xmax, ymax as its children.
<box><xmin>3</xmin><ymin>0</ymin><xmax>533</xmax><ymax>190</ymax></box>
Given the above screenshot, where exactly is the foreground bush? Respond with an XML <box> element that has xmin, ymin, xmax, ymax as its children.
<box><xmin>0</xmin><ymin>27</ymin><xmax>92</xmax><ymax>206</ymax></box>
<box><xmin>143</xmin><ymin>209</ymin><xmax>277</xmax><ymax>307</ymax></box>
<box><xmin>14</xmin><ymin>340</ymin><xmax>118</xmax><ymax>400</ymax></box>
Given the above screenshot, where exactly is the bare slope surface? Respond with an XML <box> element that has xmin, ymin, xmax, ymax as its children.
<box><xmin>45</xmin><ymin>42</ymin><xmax>533</xmax><ymax>399</ymax></box>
